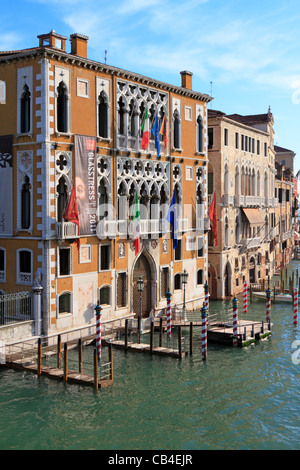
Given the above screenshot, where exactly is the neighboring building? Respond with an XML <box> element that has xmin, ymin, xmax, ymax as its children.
<box><xmin>274</xmin><ymin>163</ymin><xmax>296</xmax><ymax>267</ymax></box>
<box><xmin>275</xmin><ymin>145</ymin><xmax>296</xmax><ymax>173</ymax></box>
<box><xmin>0</xmin><ymin>30</ymin><xmax>212</xmax><ymax>336</ymax></box>
<box><xmin>207</xmin><ymin>108</ymin><xmax>277</xmax><ymax>299</ymax></box>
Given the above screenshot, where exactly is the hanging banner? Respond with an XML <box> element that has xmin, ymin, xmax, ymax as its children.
<box><xmin>74</xmin><ymin>134</ymin><xmax>97</xmax><ymax>236</ymax></box>
<box><xmin>0</xmin><ymin>135</ymin><xmax>13</xmax><ymax>236</ymax></box>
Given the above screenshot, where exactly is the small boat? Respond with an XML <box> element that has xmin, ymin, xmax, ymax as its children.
<box><xmin>251</xmin><ymin>291</ymin><xmax>298</xmax><ymax>302</ymax></box>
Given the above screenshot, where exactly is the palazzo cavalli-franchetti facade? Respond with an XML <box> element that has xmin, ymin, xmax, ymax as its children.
<box><xmin>0</xmin><ymin>30</ymin><xmax>212</xmax><ymax>336</ymax></box>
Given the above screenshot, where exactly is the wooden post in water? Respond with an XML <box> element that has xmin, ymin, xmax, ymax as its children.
<box><xmin>94</xmin><ymin>348</ymin><xmax>98</xmax><ymax>390</ymax></box>
<box><xmin>201</xmin><ymin>303</ymin><xmax>207</xmax><ymax>360</ymax></box>
<box><xmin>37</xmin><ymin>338</ymin><xmax>42</xmax><ymax>376</ymax></box>
<box><xmin>137</xmin><ymin>316</ymin><xmax>141</xmax><ymax>344</ymax></box>
<box><xmin>57</xmin><ymin>334</ymin><xmax>61</xmax><ymax>369</ymax></box>
<box><xmin>177</xmin><ymin>326</ymin><xmax>182</xmax><ymax>359</ymax></box>
<box><xmin>78</xmin><ymin>338</ymin><xmax>82</xmax><ymax>374</ymax></box>
<box><xmin>159</xmin><ymin>317</ymin><xmax>163</xmax><ymax>347</ymax></box>
<box><xmin>150</xmin><ymin>320</ymin><xmax>154</xmax><ymax>355</ymax></box>
<box><xmin>125</xmin><ymin>319</ymin><xmax>128</xmax><ymax>349</ymax></box>
<box><xmin>190</xmin><ymin>322</ymin><xmax>193</xmax><ymax>356</ymax></box>
<box><xmin>108</xmin><ymin>342</ymin><xmax>113</xmax><ymax>381</ymax></box>
<box><xmin>250</xmin><ymin>284</ymin><xmax>253</xmax><ymax>303</ymax></box>
<box><xmin>63</xmin><ymin>343</ymin><xmax>68</xmax><ymax>383</ymax></box>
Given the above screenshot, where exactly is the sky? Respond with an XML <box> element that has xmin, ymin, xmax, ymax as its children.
<box><xmin>2</xmin><ymin>0</ymin><xmax>300</xmax><ymax>172</ymax></box>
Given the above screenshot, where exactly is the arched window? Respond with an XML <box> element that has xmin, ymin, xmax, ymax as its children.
<box><xmin>57</xmin><ymin>81</ymin><xmax>68</xmax><ymax>133</ymax></box>
<box><xmin>118</xmin><ymin>97</ymin><xmax>126</xmax><ymax>135</ymax></box>
<box><xmin>57</xmin><ymin>176</ymin><xmax>68</xmax><ymax>222</ymax></box>
<box><xmin>174</xmin><ymin>273</ymin><xmax>181</xmax><ymax>290</ymax></box>
<box><xmin>17</xmin><ymin>249</ymin><xmax>32</xmax><ymax>284</ymax></box>
<box><xmin>21</xmin><ymin>176</ymin><xmax>31</xmax><ymax>229</ymax></box>
<box><xmin>173</xmin><ymin>111</ymin><xmax>180</xmax><ymax>149</ymax></box>
<box><xmin>98</xmin><ymin>179</ymin><xmax>108</xmax><ymax>221</ymax></box>
<box><xmin>98</xmin><ymin>92</ymin><xmax>108</xmax><ymax>138</ymax></box>
<box><xmin>197</xmin><ymin>269</ymin><xmax>204</xmax><ymax>285</ymax></box>
<box><xmin>21</xmin><ymin>85</ymin><xmax>31</xmax><ymax>133</ymax></box>
<box><xmin>197</xmin><ymin>115</ymin><xmax>204</xmax><ymax>153</ymax></box>
<box><xmin>58</xmin><ymin>292</ymin><xmax>71</xmax><ymax>314</ymax></box>
<box><xmin>128</xmin><ymin>99</ymin><xmax>137</xmax><ymax>137</ymax></box>
<box><xmin>224</xmin><ymin>216</ymin><xmax>229</xmax><ymax>247</ymax></box>
<box><xmin>235</xmin><ymin>216</ymin><xmax>240</xmax><ymax>244</ymax></box>
<box><xmin>99</xmin><ymin>285</ymin><xmax>111</xmax><ymax>306</ymax></box>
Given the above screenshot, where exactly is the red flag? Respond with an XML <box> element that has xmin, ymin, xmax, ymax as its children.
<box><xmin>208</xmin><ymin>192</ymin><xmax>217</xmax><ymax>246</ymax></box>
<box><xmin>159</xmin><ymin>114</ymin><xmax>167</xmax><ymax>150</ymax></box>
<box><xmin>64</xmin><ymin>186</ymin><xmax>80</xmax><ymax>250</ymax></box>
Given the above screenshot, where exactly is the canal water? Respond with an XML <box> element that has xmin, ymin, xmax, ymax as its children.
<box><xmin>1</xmin><ymin>261</ymin><xmax>300</xmax><ymax>450</ymax></box>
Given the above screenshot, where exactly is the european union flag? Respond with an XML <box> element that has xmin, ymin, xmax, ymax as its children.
<box><xmin>167</xmin><ymin>190</ymin><xmax>178</xmax><ymax>250</ymax></box>
<box><xmin>151</xmin><ymin>114</ymin><xmax>160</xmax><ymax>158</ymax></box>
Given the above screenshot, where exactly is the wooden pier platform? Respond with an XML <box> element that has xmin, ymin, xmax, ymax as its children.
<box><xmin>3</xmin><ymin>358</ymin><xmax>113</xmax><ymax>388</ymax></box>
<box><xmin>104</xmin><ymin>338</ymin><xmax>182</xmax><ymax>358</ymax></box>
<box><xmin>207</xmin><ymin>319</ymin><xmax>272</xmax><ymax>347</ymax></box>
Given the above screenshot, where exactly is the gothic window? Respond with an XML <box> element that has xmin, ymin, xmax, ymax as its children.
<box><xmin>57</xmin><ymin>81</ymin><xmax>68</xmax><ymax>133</ymax></box>
<box><xmin>57</xmin><ymin>176</ymin><xmax>68</xmax><ymax>222</ymax></box>
<box><xmin>98</xmin><ymin>179</ymin><xmax>108</xmax><ymax>221</ymax></box>
<box><xmin>21</xmin><ymin>176</ymin><xmax>31</xmax><ymax>229</ymax></box>
<box><xmin>149</xmin><ymin>105</ymin><xmax>156</xmax><ymax>141</ymax></box>
<box><xmin>129</xmin><ymin>99</ymin><xmax>137</xmax><ymax>137</ymax></box>
<box><xmin>98</xmin><ymin>92</ymin><xmax>108</xmax><ymax>138</ymax></box>
<box><xmin>173</xmin><ymin>110</ymin><xmax>180</xmax><ymax>149</ymax></box>
<box><xmin>197</xmin><ymin>115</ymin><xmax>204</xmax><ymax>153</ymax></box>
<box><xmin>118</xmin><ymin>97</ymin><xmax>126</xmax><ymax>135</ymax></box>
<box><xmin>20</xmin><ymin>85</ymin><xmax>31</xmax><ymax>133</ymax></box>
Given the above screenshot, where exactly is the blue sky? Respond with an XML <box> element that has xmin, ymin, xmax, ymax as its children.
<box><xmin>2</xmin><ymin>0</ymin><xmax>300</xmax><ymax>171</ymax></box>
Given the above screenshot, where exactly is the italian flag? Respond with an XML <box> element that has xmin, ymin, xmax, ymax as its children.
<box><xmin>132</xmin><ymin>192</ymin><xmax>141</xmax><ymax>255</ymax></box>
<box><xmin>141</xmin><ymin>107</ymin><xmax>150</xmax><ymax>150</ymax></box>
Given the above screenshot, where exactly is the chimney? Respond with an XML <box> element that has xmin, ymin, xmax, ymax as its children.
<box><xmin>70</xmin><ymin>33</ymin><xmax>89</xmax><ymax>58</ymax></box>
<box><xmin>180</xmin><ymin>71</ymin><xmax>193</xmax><ymax>90</ymax></box>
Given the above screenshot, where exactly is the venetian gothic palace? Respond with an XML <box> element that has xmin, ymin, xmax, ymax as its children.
<box><xmin>0</xmin><ymin>30</ymin><xmax>297</xmax><ymax>337</ymax></box>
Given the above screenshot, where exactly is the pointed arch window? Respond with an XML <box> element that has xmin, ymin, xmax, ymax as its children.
<box><xmin>129</xmin><ymin>99</ymin><xmax>137</xmax><ymax>137</ymax></box>
<box><xmin>21</xmin><ymin>176</ymin><xmax>31</xmax><ymax>229</ymax></box>
<box><xmin>197</xmin><ymin>115</ymin><xmax>204</xmax><ymax>153</ymax></box>
<box><xmin>21</xmin><ymin>85</ymin><xmax>31</xmax><ymax>133</ymax></box>
<box><xmin>118</xmin><ymin>97</ymin><xmax>126</xmax><ymax>135</ymax></box>
<box><xmin>57</xmin><ymin>81</ymin><xmax>68</xmax><ymax>133</ymax></box>
<box><xmin>98</xmin><ymin>179</ymin><xmax>108</xmax><ymax>221</ymax></box>
<box><xmin>173</xmin><ymin>110</ymin><xmax>180</xmax><ymax>149</ymax></box>
<box><xmin>57</xmin><ymin>176</ymin><xmax>68</xmax><ymax>222</ymax></box>
<box><xmin>98</xmin><ymin>92</ymin><xmax>108</xmax><ymax>138</ymax></box>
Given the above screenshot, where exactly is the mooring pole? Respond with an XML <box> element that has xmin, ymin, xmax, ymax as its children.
<box><xmin>243</xmin><ymin>279</ymin><xmax>247</xmax><ymax>314</ymax></box>
<box><xmin>64</xmin><ymin>343</ymin><xmax>68</xmax><ymax>383</ymax></box>
<box><xmin>201</xmin><ymin>303</ymin><xmax>207</xmax><ymax>360</ymax></box>
<box><xmin>232</xmin><ymin>297</ymin><xmax>238</xmax><ymax>347</ymax></box>
<box><xmin>125</xmin><ymin>319</ymin><xmax>128</xmax><ymax>349</ymax></box>
<box><xmin>37</xmin><ymin>338</ymin><xmax>42</xmax><ymax>377</ymax></box>
<box><xmin>266</xmin><ymin>287</ymin><xmax>271</xmax><ymax>325</ymax></box>
<box><xmin>57</xmin><ymin>334</ymin><xmax>61</xmax><ymax>369</ymax></box>
<box><xmin>166</xmin><ymin>289</ymin><xmax>172</xmax><ymax>338</ymax></box>
<box><xmin>294</xmin><ymin>287</ymin><xmax>298</xmax><ymax>326</ymax></box>
<box><xmin>78</xmin><ymin>338</ymin><xmax>83</xmax><ymax>374</ymax></box>
<box><xmin>159</xmin><ymin>317</ymin><xmax>163</xmax><ymax>347</ymax></box>
<box><xmin>94</xmin><ymin>302</ymin><xmax>102</xmax><ymax>360</ymax></box>
<box><xmin>94</xmin><ymin>348</ymin><xmax>98</xmax><ymax>390</ymax></box>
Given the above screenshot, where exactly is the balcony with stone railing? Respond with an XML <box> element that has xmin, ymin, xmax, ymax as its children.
<box><xmin>56</xmin><ymin>221</ymin><xmax>79</xmax><ymax>239</ymax></box>
<box><xmin>240</xmin><ymin>237</ymin><xmax>261</xmax><ymax>250</ymax></box>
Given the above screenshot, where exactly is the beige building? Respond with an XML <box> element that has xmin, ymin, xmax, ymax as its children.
<box><xmin>275</xmin><ymin>145</ymin><xmax>296</xmax><ymax>174</ymax></box>
<box><xmin>207</xmin><ymin>108</ymin><xmax>277</xmax><ymax>299</ymax></box>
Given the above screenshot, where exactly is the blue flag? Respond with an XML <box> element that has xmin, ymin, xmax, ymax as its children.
<box><xmin>167</xmin><ymin>190</ymin><xmax>178</xmax><ymax>250</ymax></box>
<box><xmin>151</xmin><ymin>114</ymin><xmax>160</xmax><ymax>157</ymax></box>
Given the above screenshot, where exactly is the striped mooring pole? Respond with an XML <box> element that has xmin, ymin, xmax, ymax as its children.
<box><xmin>294</xmin><ymin>287</ymin><xmax>298</xmax><ymax>326</ymax></box>
<box><xmin>266</xmin><ymin>287</ymin><xmax>271</xmax><ymax>325</ymax></box>
<box><xmin>94</xmin><ymin>302</ymin><xmax>102</xmax><ymax>360</ymax></box>
<box><xmin>166</xmin><ymin>289</ymin><xmax>172</xmax><ymax>337</ymax></box>
<box><xmin>243</xmin><ymin>280</ymin><xmax>247</xmax><ymax>314</ymax></box>
<box><xmin>204</xmin><ymin>282</ymin><xmax>209</xmax><ymax>312</ymax></box>
<box><xmin>201</xmin><ymin>302</ymin><xmax>207</xmax><ymax>360</ymax></box>
<box><xmin>232</xmin><ymin>296</ymin><xmax>238</xmax><ymax>347</ymax></box>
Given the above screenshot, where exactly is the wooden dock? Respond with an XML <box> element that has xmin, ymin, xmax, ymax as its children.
<box><xmin>104</xmin><ymin>339</ymin><xmax>182</xmax><ymax>358</ymax></box>
<box><xmin>3</xmin><ymin>339</ymin><xmax>114</xmax><ymax>389</ymax></box>
<box><xmin>207</xmin><ymin>319</ymin><xmax>272</xmax><ymax>347</ymax></box>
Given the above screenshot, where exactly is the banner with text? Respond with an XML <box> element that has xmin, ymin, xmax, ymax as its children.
<box><xmin>74</xmin><ymin>135</ymin><xmax>97</xmax><ymax>236</ymax></box>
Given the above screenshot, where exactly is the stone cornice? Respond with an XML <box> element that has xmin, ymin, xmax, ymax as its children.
<box><xmin>0</xmin><ymin>47</ymin><xmax>213</xmax><ymax>103</ymax></box>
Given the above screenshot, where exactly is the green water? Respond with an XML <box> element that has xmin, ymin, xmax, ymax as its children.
<box><xmin>1</xmin><ymin>261</ymin><xmax>300</xmax><ymax>450</ymax></box>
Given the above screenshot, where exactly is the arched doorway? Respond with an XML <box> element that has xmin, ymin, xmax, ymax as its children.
<box><xmin>132</xmin><ymin>252</ymin><xmax>154</xmax><ymax>317</ymax></box>
<box><xmin>224</xmin><ymin>262</ymin><xmax>232</xmax><ymax>298</ymax></box>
